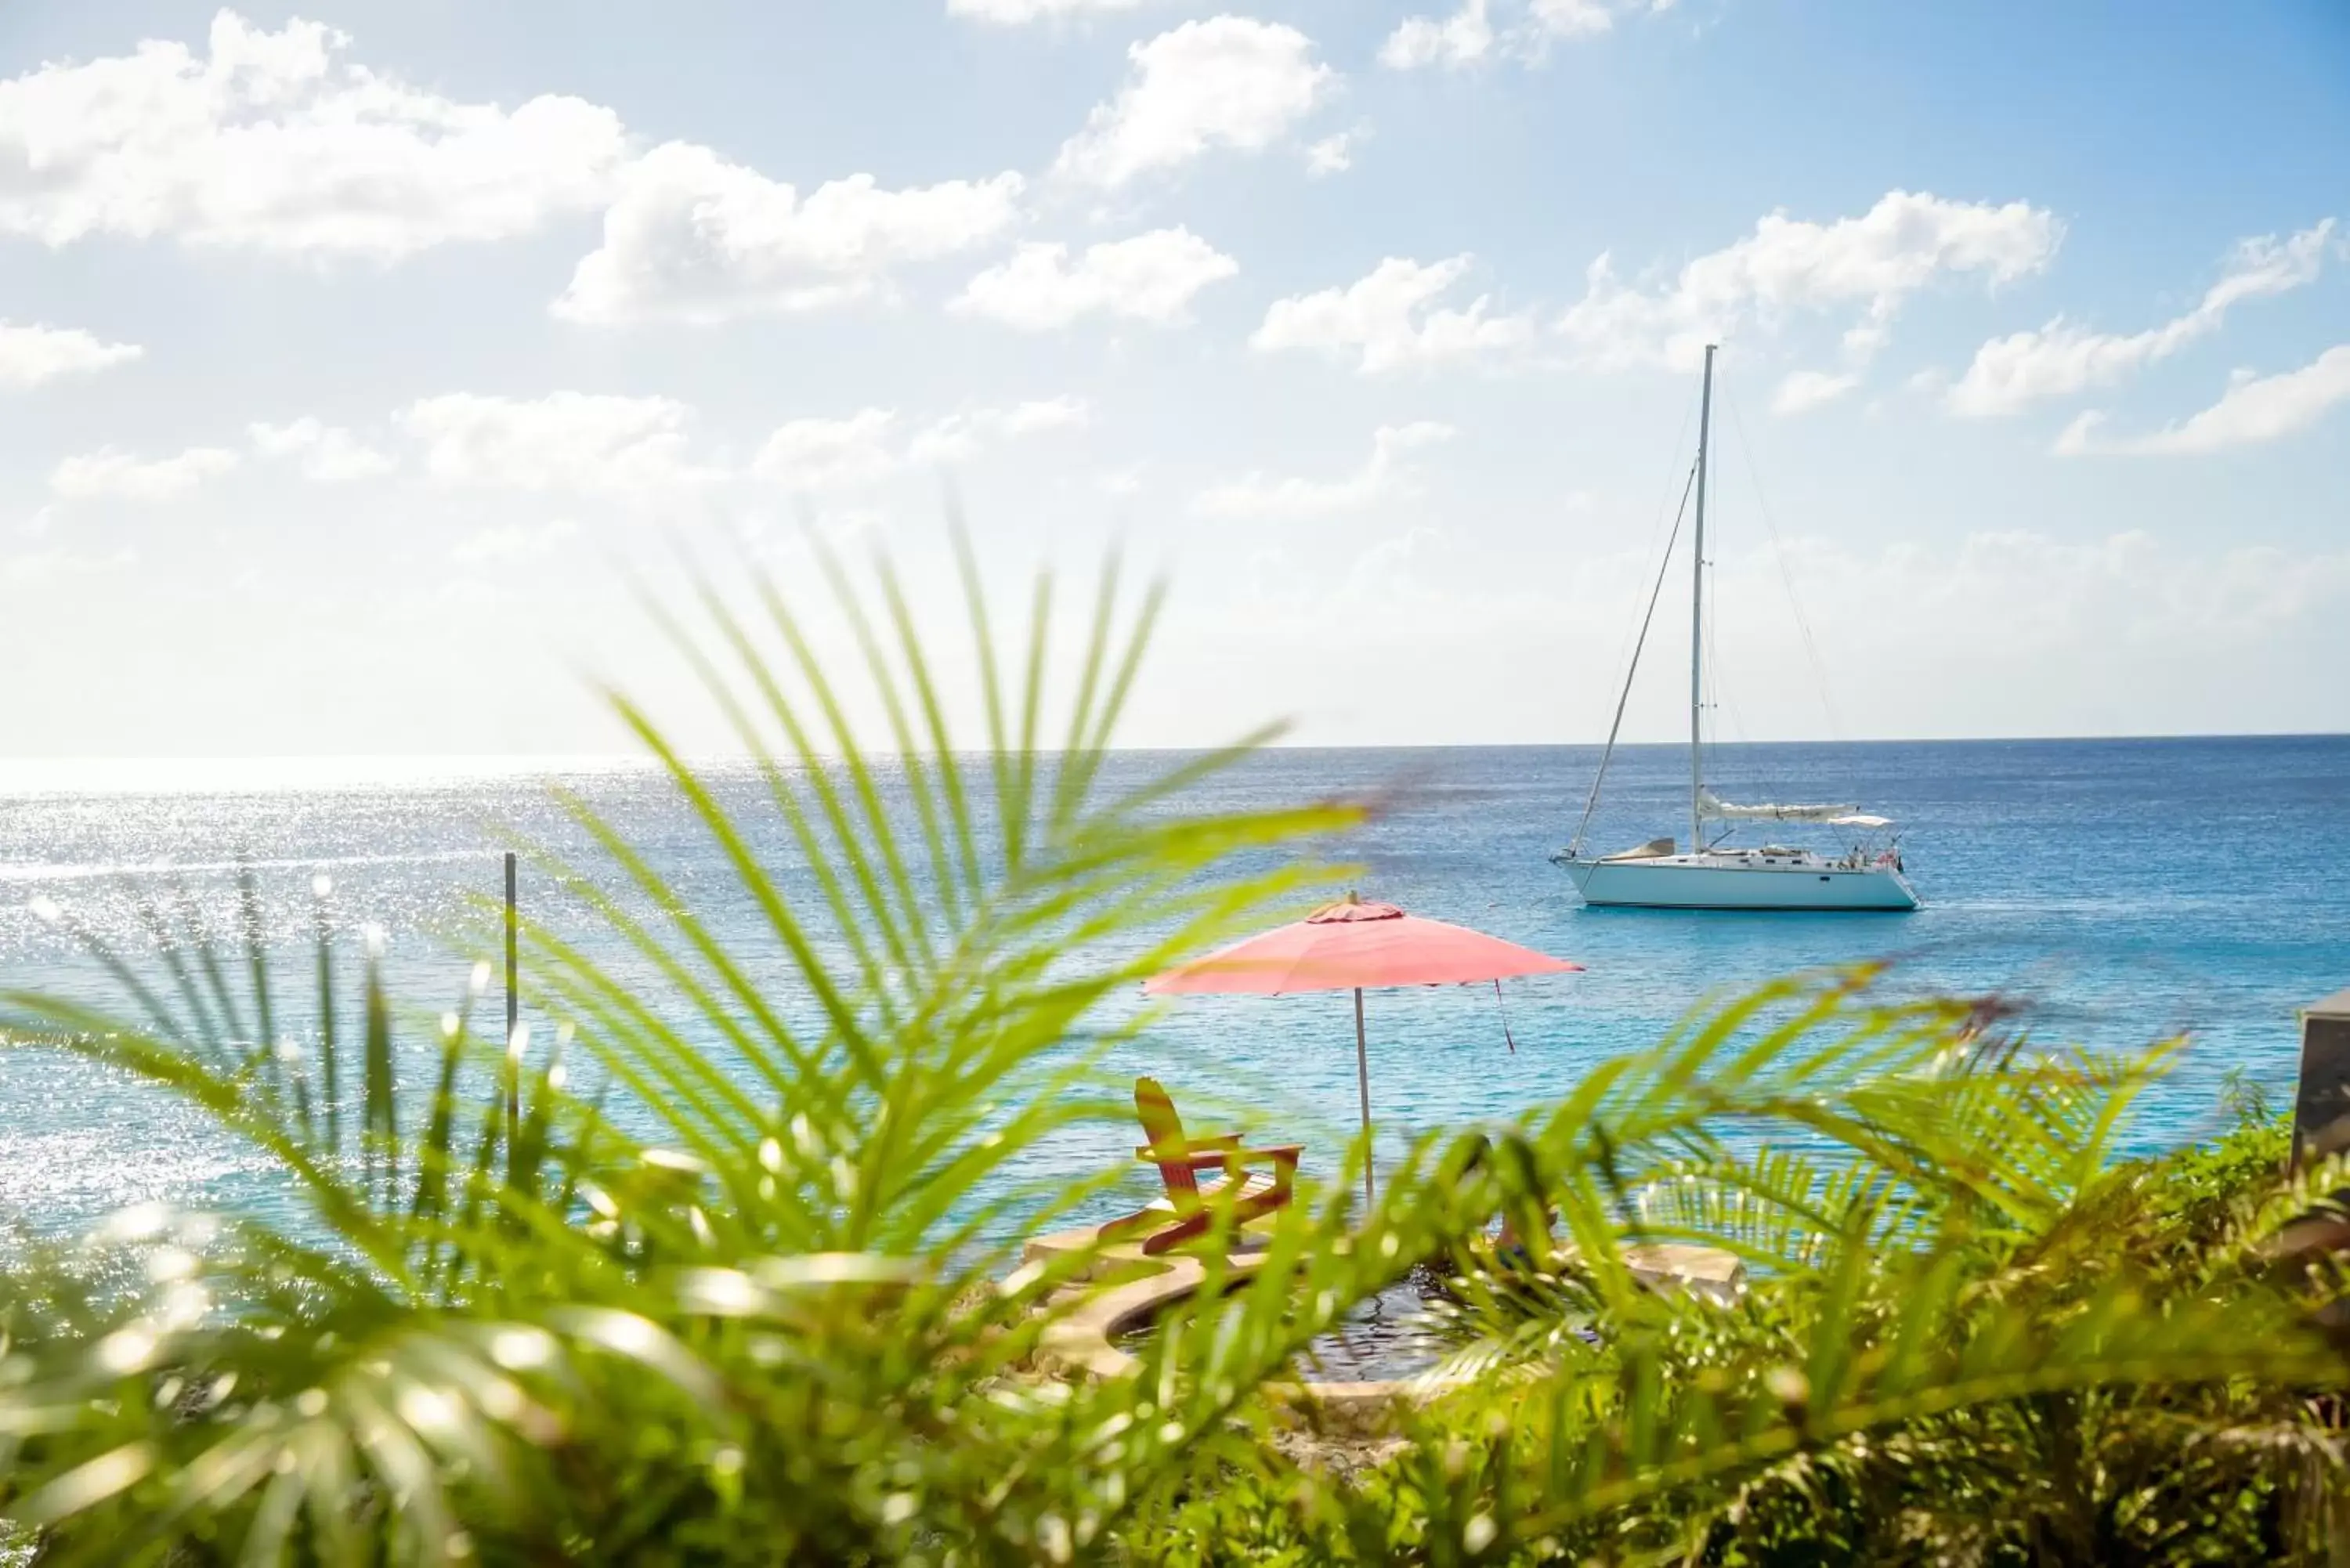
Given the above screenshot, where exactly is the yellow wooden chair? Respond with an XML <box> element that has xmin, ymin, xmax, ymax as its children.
<box><xmin>1097</xmin><ymin>1077</ymin><xmax>1302</xmax><ymax>1255</ymax></box>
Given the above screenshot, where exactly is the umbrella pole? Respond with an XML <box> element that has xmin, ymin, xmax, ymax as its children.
<box><xmin>1354</xmin><ymin>986</ymin><xmax>1375</xmax><ymax>1208</ymax></box>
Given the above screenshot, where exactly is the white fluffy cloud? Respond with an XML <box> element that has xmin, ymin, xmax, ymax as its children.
<box><xmin>0</xmin><ymin>321</ymin><xmax>143</xmax><ymax>388</ymax></box>
<box><xmin>2054</xmin><ymin>345</ymin><xmax>2350</xmax><ymax>457</ymax></box>
<box><xmin>1948</xmin><ymin>220</ymin><xmax>2334</xmax><ymax>417</ymax></box>
<box><xmin>50</xmin><ymin>445</ymin><xmax>240</xmax><ymax>501</ymax></box>
<box><xmin>947</xmin><ymin>0</ymin><xmax>1152</xmax><ymax>19</ymax></box>
<box><xmin>1525</xmin><ymin>0</ymin><xmax>1634</xmax><ymax>43</ymax></box>
<box><xmin>1194</xmin><ymin>421</ymin><xmax>1453</xmax><ymax>518</ymax></box>
<box><xmin>751</xmin><ymin>410</ymin><xmax>900</xmax><ymax>492</ymax></box>
<box><xmin>0</xmin><ymin>11</ymin><xmax>626</xmax><ymax>260</ymax></box>
<box><xmin>1558</xmin><ymin>190</ymin><xmax>2061</xmax><ymax>371</ymax></box>
<box><xmin>1205</xmin><ymin>522</ymin><xmax>2350</xmax><ymax>745</ymax></box>
<box><xmin>2</xmin><ymin>545</ymin><xmax>139</xmax><ymax>589</ymax></box>
<box><xmin>1251</xmin><ymin>255</ymin><xmax>1532</xmax><ymax>374</ymax></box>
<box><xmin>1380</xmin><ymin>0</ymin><xmax>1666</xmax><ymax>70</ymax></box>
<box><xmin>451</xmin><ymin>518</ymin><xmax>579</xmax><ymax>565</ymax></box>
<box><xmin>249</xmin><ymin>417</ymin><xmax>394</xmax><ymax>482</ymax></box>
<box><xmin>1054</xmin><ymin>18</ymin><xmax>1334</xmax><ymax>188</ymax></box>
<box><xmin>1379</xmin><ymin>0</ymin><xmax>1496</xmax><ymax>68</ymax></box>
<box><xmin>401</xmin><ymin>392</ymin><xmax>714</xmax><ymax>494</ymax></box>
<box><xmin>0</xmin><ymin>8</ymin><xmax>1047</xmax><ymax>320</ymax></box>
<box><xmin>1777</xmin><ymin>529</ymin><xmax>2350</xmax><ymax>660</ymax></box>
<box><xmin>1770</xmin><ymin>370</ymin><xmax>1859</xmax><ymax>416</ymax></box>
<box><xmin>1304</xmin><ymin>128</ymin><xmax>1365</xmax><ymax>177</ymax></box>
<box><xmin>954</xmin><ymin>227</ymin><xmax>1237</xmax><ymax>328</ymax></box>
<box><xmin>907</xmin><ymin>396</ymin><xmax>1090</xmax><ymax>464</ymax></box>
<box><xmin>555</xmin><ymin>142</ymin><xmax>1025</xmax><ymax>325</ymax></box>
<box><xmin>750</xmin><ymin>396</ymin><xmax>1089</xmax><ymax>485</ymax></box>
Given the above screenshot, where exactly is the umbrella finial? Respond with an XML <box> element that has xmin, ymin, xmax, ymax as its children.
<box><xmin>1308</xmin><ymin>895</ymin><xmax>1405</xmax><ymax>924</ymax></box>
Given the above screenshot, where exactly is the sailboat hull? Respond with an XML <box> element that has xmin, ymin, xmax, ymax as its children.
<box><xmin>1557</xmin><ymin>854</ymin><xmax>1920</xmax><ymax>911</ymax></box>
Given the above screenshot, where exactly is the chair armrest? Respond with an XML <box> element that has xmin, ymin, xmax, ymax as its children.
<box><xmin>1133</xmin><ymin>1132</ymin><xmax>1242</xmax><ymax>1161</ymax></box>
<box><xmin>1135</xmin><ymin>1143</ymin><xmax>1303</xmax><ymax>1172</ymax></box>
<box><xmin>1138</xmin><ymin>1148</ymin><xmax>1262</xmax><ymax>1170</ymax></box>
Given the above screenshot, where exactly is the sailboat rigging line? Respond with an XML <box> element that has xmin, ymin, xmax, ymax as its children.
<box><xmin>1696</xmin><ymin>453</ymin><xmax>1762</xmax><ymax>844</ymax></box>
<box><xmin>1567</xmin><ymin>457</ymin><xmax>1697</xmax><ymax>858</ymax></box>
<box><xmin>1701</xmin><ymin>566</ymin><xmax>1742</xmax><ymax>850</ymax></box>
<box><xmin>1585</xmin><ymin>387</ymin><xmax>1701</xmax><ymax>764</ymax></box>
<box><xmin>1721</xmin><ymin>382</ymin><xmax>1846</xmax><ymax>744</ymax></box>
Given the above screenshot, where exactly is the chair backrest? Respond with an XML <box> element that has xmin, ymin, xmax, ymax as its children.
<box><xmin>1134</xmin><ymin>1077</ymin><xmax>1198</xmax><ymax>1201</ymax></box>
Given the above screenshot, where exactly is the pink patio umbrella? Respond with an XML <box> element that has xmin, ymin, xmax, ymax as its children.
<box><xmin>1145</xmin><ymin>895</ymin><xmax>1582</xmax><ymax>1203</ymax></box>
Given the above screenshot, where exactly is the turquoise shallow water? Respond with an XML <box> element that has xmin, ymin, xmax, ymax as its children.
<box><xmin>1</xmin><ymin>737</ymin><xmax>2344</xmax><ymax>1241</ymax></box>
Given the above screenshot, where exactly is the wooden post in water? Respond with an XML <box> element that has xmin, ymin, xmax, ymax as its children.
<box><xmin>504</xmin><ymin>851</ymin><xmax>519</xmax><ymax>1141</ymax></box>
<box><xmin>2291</xmin><ymin>987</ymin><xmax>2350</xmax><ymax>1170</ymax></box>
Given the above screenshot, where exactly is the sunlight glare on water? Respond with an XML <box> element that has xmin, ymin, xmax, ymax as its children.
<box><xmin>2</xmin><ymin>737</ymin><xmax>2344</xmax><ymax>1241</ymax></box>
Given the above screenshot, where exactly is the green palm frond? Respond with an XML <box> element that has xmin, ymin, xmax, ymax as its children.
<box><xmin>2</xmin><ymin>542</ymin><xmax>2345</xmax><ymax>1564</ymax></box>
<box><xmin>0</xmin><ymin>541</ymin><xmax>1366</xmax><ymax>1562</ymax></box>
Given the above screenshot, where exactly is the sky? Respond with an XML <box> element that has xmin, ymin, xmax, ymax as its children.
<box><xmin>2</xmin><ymin>0</ymin><xmax>2346</xmax><ymax>769</ymax></box>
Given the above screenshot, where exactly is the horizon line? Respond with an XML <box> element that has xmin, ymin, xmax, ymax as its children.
<box><xmin>2</xmin><ymin>728</ymin><xmax>2345</xmax><ymax>795</ymax></box>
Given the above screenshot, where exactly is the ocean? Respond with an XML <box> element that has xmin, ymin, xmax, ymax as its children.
<box><xmin>2</xmin><ymin>735</ymin><xmax>2345</xmax><ymax>1241</ymax></box>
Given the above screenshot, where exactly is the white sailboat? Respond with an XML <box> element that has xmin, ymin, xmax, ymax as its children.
<box><xmin>1553</xmin><ymin>344</ymin><xmax>1919</xmax><ymax>912</ymax></box>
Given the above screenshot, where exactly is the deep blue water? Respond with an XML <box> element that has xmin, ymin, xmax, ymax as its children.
<box><xmin>2</xmin><ymin>737</ymin><xmax>2344</xmax><ymax>1241</ymax></box>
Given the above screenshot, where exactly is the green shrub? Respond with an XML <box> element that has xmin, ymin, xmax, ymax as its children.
<box><xmin>2</xmin><ymin>546</ymin><xmax>2342</xmax><ymax>1564</ymax></box>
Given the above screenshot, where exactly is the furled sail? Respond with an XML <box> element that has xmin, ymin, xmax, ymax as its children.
<box><xmin>1697</xmin><ymin>789</ymin><xmax>1856</xmax><ymax>823</ymax></box>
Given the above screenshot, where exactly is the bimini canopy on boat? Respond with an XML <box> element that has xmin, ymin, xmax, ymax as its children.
<box><xmin>1696</xmin><ymin>789</ymin><xmax>1856</xmax><ymax>824</ymax></box>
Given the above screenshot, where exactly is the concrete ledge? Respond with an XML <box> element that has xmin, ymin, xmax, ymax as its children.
<box><xmin>1595</xmin><ymin>1241</ymin><xmax>1747</xmax><ymax>1303</ymax></box>
<box><xmin>1022</xmin><ymin>1221</ymin><xmax>1744</xmax><ymax>1433</ymax></box>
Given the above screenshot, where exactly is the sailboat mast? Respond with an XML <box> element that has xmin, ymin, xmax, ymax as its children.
<box><xmin>1690</xmin><ymin>343</ymin><xmax>1716</xmax><ymax>854</ymax></box>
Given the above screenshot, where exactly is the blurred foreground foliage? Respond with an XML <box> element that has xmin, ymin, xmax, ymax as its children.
<box><xmin>2</xmin><ymin>544</ymin><xmax>2345</xmax><ymax>1566</ymax></box>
